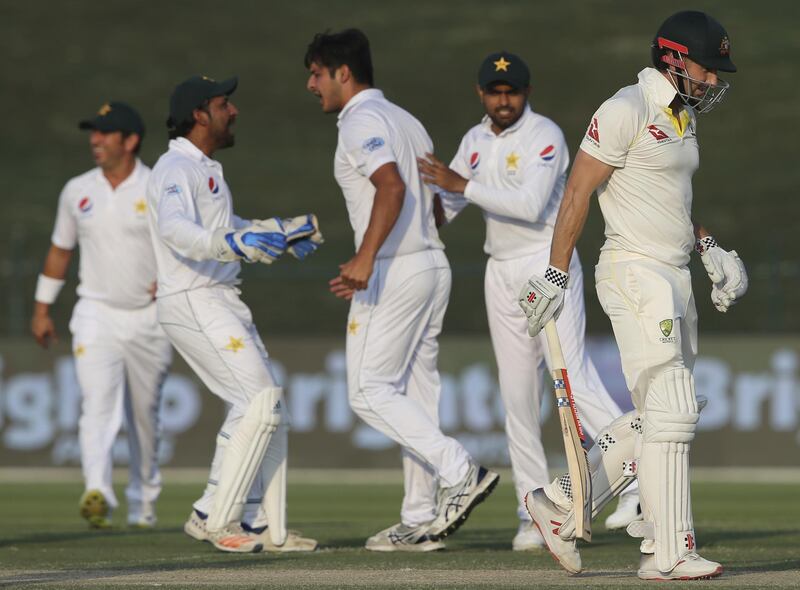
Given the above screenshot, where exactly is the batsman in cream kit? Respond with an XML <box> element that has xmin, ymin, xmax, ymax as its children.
<box><xmin>147</xmin><ymin>75</ymin><xmax>320</xmax><ymax>553</ymax></box>
<box><xmin>519</xmin><ymin>11</ymin><xmax>748</xmax><ymax>581</ymax></box>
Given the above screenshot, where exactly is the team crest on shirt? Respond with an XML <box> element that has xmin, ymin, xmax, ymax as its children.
<box><xmin>165</xmin><ymin>184</ymin><xmax>181</xmax><ymax>197</ymax></box>
<box><xmin>469</xmin><ymin>152</ymin><xmax>480</xmax><ymax>170</ymax></box>
<box><xmin>539</xmin><ymin>145</ymin><xmax>556</xmax><ymax>162</ymax></box>
<box><xmin>586</xmin><ymin>117</ymin><xmax>600</xmax><ymax>145</ymax></box>
<box><xmin>208</xmin><ymin>176</ymin><xmax>220</xmax><ymax>194</ymax></box>
<box><xmin>78</xmin><ymin>196</ymin><xmax>93</xmax><ymax>215</ymax></box>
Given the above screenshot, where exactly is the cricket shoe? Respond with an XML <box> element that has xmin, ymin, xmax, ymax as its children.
<box><xmin>127</xmin><ymin>502</ymin><xmax>156</xmax><ymax>529</ymax></box>
<box><xmin>428</xmin><ymin>463</ymin><xmax>499</xmax><ymax>540</ymax></box>
<box><xmin>241</xmin><ymin>522</ymin><xmax>319</xmax><ymax>552</ymax></box>
<box><xmin>512</xmin><ymin>520</ymin><xmax>545</xmax><ymax>551</ymax></box>
<box><xmin>604</xmin><ymin>491</ymin><xmax>642</xmax><ymax>531</ymax></box>
<box><xmin>365</xmin><ymin>522</ymin><xmax>445</xmax><ymax>552</ymax></box>
<box><xmin>208</xmin><ymin>523</ymin><xmax>263</xmax><ymax>553</ymax></box>
<box><xmin>184</xmin><ymin>509</ymin><xmax>209</xmax><ymax>541</ymax></box>
<box><xmin>79</xmin><ymin>489</ymin><xmax>112</xmax><ymax>529</ymax></box>
<box><xmin>638</xmin><ymin>552</ymin><xmax>723</xmax><ymax>580</ymax></box>
<box><xmin>524</xmin><ymin>488</ymin><xmax>581</xmax><ymax>574</ymax></box>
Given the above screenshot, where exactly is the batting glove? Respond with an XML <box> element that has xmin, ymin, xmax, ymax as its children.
<box><xmin>695</xmin><ymin>236</ymin><xmax>748</xmax><ymax>312</ymax></box>
<box><xmin>518</xmin><ymin>266</ymin><xmax>569</xmax><ymax>337</ymax></box>
<box><xmin>210</xmin><ymin>218</ymin><xmax>287</xmax><ymax>264</ymax></box>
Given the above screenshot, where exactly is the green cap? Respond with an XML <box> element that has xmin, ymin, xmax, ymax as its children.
<box><xmin>79</xmin><ymin>102</ymin><xmax>145</xmax><ymax>137</ymax></box>
<box><xmin>167</xmin><ymin>75</ymin><xmax>238</xmax><ymax>128</ymax></box>
<box><xmin>478</xmin><ymin>51</ymin><xmax>530</xmax><ymax>89</ymax></box>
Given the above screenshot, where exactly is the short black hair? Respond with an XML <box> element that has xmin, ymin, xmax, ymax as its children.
<box><xmin>304</xmin><ymin>28</ymin><xmax>374</xmax><ymax>86</ymax></box>
<box><xmin>167</xmin><ymin>101</ymin><xmax>209</xmax><ymax>140</ymax></box>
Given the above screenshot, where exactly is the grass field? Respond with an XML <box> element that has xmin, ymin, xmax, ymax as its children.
<box><xmin>0</xmin><ymin>470</ymin><xmax>798</xmax><ymax>589</ymax></box>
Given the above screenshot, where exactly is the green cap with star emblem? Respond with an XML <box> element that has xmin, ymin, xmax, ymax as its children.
<box><xmin>478</xmin><ymin>51</ymin><xmax>530</xmax><ymax>89</ymax></box>
<box><xmin>79</xmin><ymin>101</ymin><xmax>145</xmax><ymax>137</ymax></box>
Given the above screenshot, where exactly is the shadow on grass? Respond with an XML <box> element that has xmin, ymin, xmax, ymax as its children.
<box><xmin>0</xmin><ymin>526</ymin><xmax>187</xmax><ymax>548</ymax></box>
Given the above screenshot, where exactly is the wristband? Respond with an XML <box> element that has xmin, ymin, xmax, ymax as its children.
<box><xmin>544</xmin><ymin>265</ymin><xmax>569</xmax><ymax>289</ymax></box>
<box><xmin>35</xmin><ymin>274</ymin><xmax>65</xmax><ymax>305</ymax></box>
<box><xmin>694</xmin><ymin>236</ymin><xmax>718</xmax><ymax>255</ymax></box>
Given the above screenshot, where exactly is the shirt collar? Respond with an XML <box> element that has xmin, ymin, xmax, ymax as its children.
<box><xmin>637</xmin><ymin>67</ymin><xmax>680</xmax><ymax>109</ymax></box>
<box><xmin>337</xmin><ymin>88</ymin><xmax>385</xmax><ymax>126</ymax></box>
<box><xmin>480</xmin><ymin>103</ymin><xmax>533</xmax><ymax>137</ymax></box>
<box><xmin>168</xmin><ymin>137</ymin><xmax>220</xmax><ymax>168</ymax></box>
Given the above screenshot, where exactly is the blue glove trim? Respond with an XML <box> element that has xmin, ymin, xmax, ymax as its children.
<box><xmin>242</xmin><ymin>231</ymin><xmax>287</xmax><ymax>258</ymax></box>
<box><xmin>225</xmin><ymin>232</ymin><xmax>247</xmax><ymax>258</ymax></box>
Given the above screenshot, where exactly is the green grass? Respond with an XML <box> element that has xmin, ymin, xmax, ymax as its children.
<box><xmin>0</xmin><ymin>476</ymin><xmax>798</xmax><ymax>588</ymax></box>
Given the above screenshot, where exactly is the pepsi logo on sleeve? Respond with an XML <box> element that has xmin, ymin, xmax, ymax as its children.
<box><xmin>539</xmin><ymin>145</ymin><xmax>556</xmax><ymax>162</ymax></box>
<box><xmin>470</xmin><ymin>152</ymin><xmax>480</xmax><ymax>170</ymax></box>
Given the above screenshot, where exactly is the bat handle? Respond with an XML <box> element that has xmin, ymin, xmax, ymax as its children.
<box><xmin>544</xmin><ymin>319</ymin><xmax>566</xmax><ymax>369</ymax></box>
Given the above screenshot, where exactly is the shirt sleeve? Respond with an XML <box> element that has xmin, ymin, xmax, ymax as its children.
<box><xmin>231</xmin><ymin>214</ymin><xmax>250</xmax><ymax>230</ymax></box>
<box><xmin>339</xmin><ymin>110</ymin><xmax>397</xmax><ymax>178</ymax></box>
<box><xmin>463</xmin><ymin>123</ymin><xmax>569</xmax><ymax>223</ymax></box>
<box><xmin>154</xmin><ymin>168</ymin><xmax>219</xmax><ymax>261</ymax></box>
<box><xmin>50</xmin><ymin>182</ymin><xmax>77</xmax><ymax>250</ymax></box>
<box><xmin>579</xmin><ymin>95</ymin><xmax>640</xmax><ymax>167</ymax></box>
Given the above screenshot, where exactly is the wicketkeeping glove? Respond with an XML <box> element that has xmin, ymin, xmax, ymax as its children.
<box><xmin>282</xmin><ymin>214</ymin><xmax>324</xmax><ymax>260</ymax></box>
<box><xmin>517</xmin><ymin>265</ymin><xmax>569</xmax><ymax>337</ymax></box>
<box><xmin>695</xmin><ymin>236</ymin><xmax>748</xmax><ymax>312</ymax></box>
<box><xmin>210</xmin><ymin>218</ymin><xmax>287</xmax><ymax>264</ymax></box>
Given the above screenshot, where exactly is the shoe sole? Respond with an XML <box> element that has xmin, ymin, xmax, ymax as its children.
<box><xmin>430</xmin><ymin>471</ymin><xmax>500</xmax><ymax>540</ymax></box>
<box><xmin>365</xmin><ymin>542</ymin><xmax>445</xmax><ymax>553</ymax></box>
<box><xmin>525</xmin><ymin>494</ymin><xmax>581</xmax><ymax>575</ymax></box>
<box><xmin>639</xmin><ymin>565</ymin><xmax>723</xmax><ymax>581</ymax></box>
<box><xmin>212</xmin><ymin>541</ymin><xmax>264</xmax><ymax>553</ymax></box>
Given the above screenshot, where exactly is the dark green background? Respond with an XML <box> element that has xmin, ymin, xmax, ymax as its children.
<box><xmin>2</xmin><ymin>0</ymin><xmax>796</xmax><ymax>337</ymax></box>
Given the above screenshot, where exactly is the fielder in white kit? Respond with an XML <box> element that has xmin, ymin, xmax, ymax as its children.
<box><xmin>519</xmin><ymin>11</ymin><xmax>747</xmax><ymax>580</ymax></box>
<box><xmin>31</xmin><ymin>102</ymin><xmax>172</xmax><ymax>529</ymax></box>
<box><xmin>305</xmin><ymin>29</ymin><xmax>499</xmax><ymax>552</ymax></box>
<box><xmin>147</xmin><ymin>75</ymin><xmax>320</xmax><ymax>553</ymax></box>
<box><xmin>418</xmin><ymin>52</ymin><xmax>640</xmax><ymax>551</ymax></box>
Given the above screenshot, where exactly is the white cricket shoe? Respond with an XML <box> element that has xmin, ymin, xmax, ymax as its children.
<box><xmin>524</xmin><ymin>488</ymin><xmax>582</xmax><ymax>574</ymax></box>
<box><xmin>208</xmin><ymin>523</ymin><xmax>263</xmax><ymax>553</ymax></box>
<box><xmin>184</xmin><ymin>509</ymin><xmax>209</xmax><ymax>541</ymax></box>
<box><xmin>512</xmin><ymin>520</ymin><xmax>545</xmax><ymax>551</ymax></box>
<box><xmin>638</xmin><ymin>552</ymin><xmax>723</xmax><ymax>580</ymax></box>
<box><xmin>604</xmin><ymin>491</ymin><xmax>642</xmax><ymax>531</ymax></box>
<box><xmin>79</xmin><ymin>489</ymin><xmax>112</xmax><ymax>529</ymax></box>
<box><xmin>365</xmin><ymin>522</ymin><xmax>445</xmax><ymax>552</ymax></box>
<box><xmin>428</xmin><ymin>463</ymin><xmax>499</xmax><ymax>539</ymax></box>
<box><xmin>127</xmin><ymin>502</ymin><xmax>156</xmax><ymax>528</ymax></box>
<box><xmin>243</xmin><ymin>523</ymin><xmax>319</xmax><ymax>553</ymax></box>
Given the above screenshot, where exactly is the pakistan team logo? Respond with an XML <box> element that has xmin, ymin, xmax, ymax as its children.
<box><xmin>659</xmin><ymin>319</ymin><xmax>674</xmax><ymax>338</ymax></box>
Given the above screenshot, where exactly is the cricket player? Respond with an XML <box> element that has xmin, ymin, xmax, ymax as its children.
<box><xmin>418</xmin><ymin>51</ymin><xmax>641</xmax><ymax>551</ymax></box>
<box><xmin>32</xmin><ymin>102</ymin><xmax>172</xmax><ymax>529</ymax></box>
<box><xmin>305</xmin><ymin>29</ymin><xmax>499</xmax><ymax>552</ymax></box>
<box><xmin>147</xmin><ymin>75</ymin><xmax>320</xmax><ymax>553</ymax></box>
<box><xmin>519</xmin><ymin>11</ymin><xmax>747</xmax><ymax>580</ymax></box>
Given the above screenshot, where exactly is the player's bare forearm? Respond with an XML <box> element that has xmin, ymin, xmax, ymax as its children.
<box><xmin>32</xmin><ymin>245</ymin><xmax>72</xmax><ymax>348</ymax></box>
<box><xmin>550</xmin><ymin>150</ymin><xmax>615</xmax><ymax>272</ymax></box>
<box><xmin>693</xmin><ymin>221</ymin><xmax>711</xmax><ymax>240</ymax></box>
<box><xmin>338</xmin><ymin>163</ymin><xmax>405</xmax><ymax>291</ymax></box>
<box><xmin>41</xmin><ymin>245</ymin><xmax>73</xmax><ymax>281</ymax></box>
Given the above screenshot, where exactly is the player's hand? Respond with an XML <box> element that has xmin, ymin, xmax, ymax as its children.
<box><xmin>329</xmin><ymin>276</ymin><xmax>355</xmax><ymax>300</ymax></box>
<box><xmin>695</xmin><ymin>237</ymin><xmax>748</xmax><ymax>312</ymax></box>
<box><xmin>31</xmin><ymin>306</ymin><xmax>58</xmax><ymax>348</ymax></box>
<box><xmin>338</xmin><ymin>253</ymin><xmax>374</xmax><ymax>291</ymax></box>
<box><xmin>418</xmin><ymin>153</ymin><xmax>468</xmax><ymax>194</ymax></box>
<box><xmin>281</xmin><ymin>214</ymin><xmax>324</xmax><ymax>260</ymax></box>
<box><xmin>518</xmin><ymin>266</ymin><xmax>569</xmax><ymax>337</ymax></box>
<box><xmin>210</xmin><ymin>221</ymin><xmax>287</xmax><ymax>264</ymax></box>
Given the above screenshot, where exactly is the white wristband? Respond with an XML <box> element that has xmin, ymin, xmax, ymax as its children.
<box><xmin>35</xmin><ymin>274</ymin><xmax>65</xmax><ymax>305</ymax></box>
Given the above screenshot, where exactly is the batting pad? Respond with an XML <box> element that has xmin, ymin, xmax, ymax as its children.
<box><xmin>555</xmin><ymin>409</ymin><xmax>641</xmax><ymax>540</ymax></box>
<box><xmin>260</xmin><ymin>422</ymin><xmax>288</xmax><ymax>546</ymax></box>
<box><xmin>207</xmin><ymin>387</ymin><xmax>283</xmax><ymax>533</ymax></box>
<box><xmin>640</xmin><ymin>368</ymin><xmax>699</xmax><ymax>573</ymax></box>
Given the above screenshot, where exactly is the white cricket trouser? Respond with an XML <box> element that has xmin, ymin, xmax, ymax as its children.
<box><xmin>156</xmin><ymin>285</ymin><xmax>283</xmax><ymax>518</ymax></box>
<box><xmin>594</xmin><ymin>251</ymin><xmax>698</xmax><ymax>408</ymax></box>
<box><xmin>70</xmin><ymin>297</ymin><xmax>172</xmax><ymax>511</ymax></box>
<box><xmin>347</xmin><ymin>249</ymin><xmax>471</xmax><ymax>526</ymax></box>
<box><xmin>485</xmin><ymin>249</ymin><xmax>634</xmax><ymax>521</ymax></box>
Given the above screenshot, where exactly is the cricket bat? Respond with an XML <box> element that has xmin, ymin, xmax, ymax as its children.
<box><xmin>544</xmin><ymin>319</ymin><xmax>592</xmax><ymax>542</ymax></box>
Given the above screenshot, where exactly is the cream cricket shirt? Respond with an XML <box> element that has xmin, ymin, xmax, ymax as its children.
<box><xmin>440</xmin><ymin>105</ymin><xmax>569</xmax><ymax>260</ymax></box>
<box><xmin>51</xmin><ymin>159</ymin><xmax>156</xmax><ymax>309</ymax></box>
<box><xmin>147</xmin><ymin>138</ymin><xmax>247</xmax><ymax>296</ymax></box>
<box><xmin>580</xmin><ymin>67</ymin><xmax>700</xmax><ymax>267</ymax></box>
<box><xmin>335</xmin><ymin>89</ymin><xmax>444</xmax><ymax>259</ymax></box>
